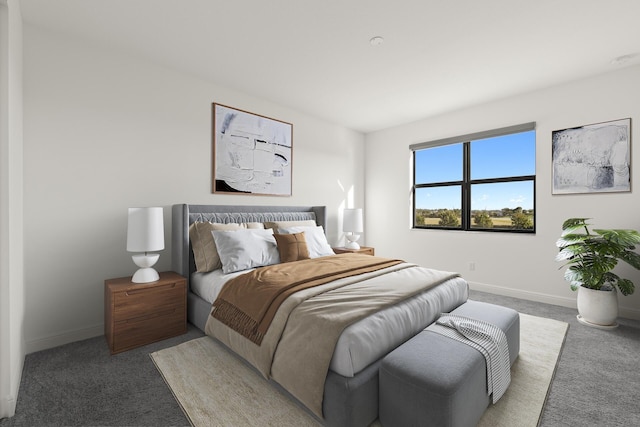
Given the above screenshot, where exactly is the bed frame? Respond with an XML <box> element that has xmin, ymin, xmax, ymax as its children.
<box><xmin>171</xmin><ymin>204</ymin><xmax>388</xmax><ymax>426</ymax></box>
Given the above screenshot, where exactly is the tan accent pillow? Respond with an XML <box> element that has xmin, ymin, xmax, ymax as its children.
<box><xmin>189</xmin><ymin>222</ymin><xmax>265</xmax><ymax>272</ymax></box>
<box><xmin>273</xmin><ymin>232</ymin><xmax>310</xmax><ymax>263</ymax></box>
<box><xmin>264</xmin><ymin>219</ymin><xmax>317</xmax><ymax>231</ymax></box>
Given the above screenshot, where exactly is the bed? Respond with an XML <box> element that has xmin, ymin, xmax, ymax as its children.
<box><xmin>171</xmin><ymin>204</ymin><xmax>469</xmax><ymax>426</ymax></box>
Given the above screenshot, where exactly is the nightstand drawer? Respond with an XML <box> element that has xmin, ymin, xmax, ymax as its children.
<box><xmin>114</xmin><ymin>281</ymin><xmax>184</xmax><ymax>319</ymax></box>
<box><xmin>113</xmin><ymin>306</ymin><xmax>186</xmax><ymax>352</ymax></box>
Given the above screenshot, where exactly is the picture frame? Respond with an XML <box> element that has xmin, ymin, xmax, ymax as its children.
<box><xmin>212</xmin><ymin>103</ymin><xmax>293</xmax><ymax>196</ymax></box>
<box><xmin>552</xmin><ymin>118</ymin><xmax>631</xmax><ymax>194</ymax></box>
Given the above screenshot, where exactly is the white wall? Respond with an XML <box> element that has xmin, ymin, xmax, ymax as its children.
<box><xmin>366</xmin><ymin>64</ymin><xmax>640</xmax><ymax>320</ymax></box>
<box><xmin>23</xmin><ymin>25</ymin><xmax>365</xmax><ymax>353</ymax></box>
<box><xmin>0</xmin><ymin>0</ymin><xmax>24</xmax><ymax>419</ymax></box>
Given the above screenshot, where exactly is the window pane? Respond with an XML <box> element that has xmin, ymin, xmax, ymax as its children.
<box><xmin>415</xmin><ymin>186</ymin><xmax>461</xmax><ymax>228</ymax></box>
<box><xmin>471</xmin><ymin>130</ymin><xmax>535</xmax><ymax>180</ymax></box>
<box><xmin>470</xmin><ymin>181</ymin><xmax>534</xmax><ymax>230</ymax></box>
<box><xmin>415</xmin><ymin>143</ymin><xmax>463</xmax><ymax>184</ymax></box>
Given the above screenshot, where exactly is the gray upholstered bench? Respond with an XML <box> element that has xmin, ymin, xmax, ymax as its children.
<box><xmin>379</xmin><ymin>300</ymin><xmax>520</xmax><ymax>427</ymax></box>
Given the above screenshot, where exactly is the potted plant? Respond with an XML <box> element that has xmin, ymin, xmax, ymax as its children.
<box><xmin>556</xmin><ymin>218</ymin><xmax>640</xmax><ymax>328</ymax></box>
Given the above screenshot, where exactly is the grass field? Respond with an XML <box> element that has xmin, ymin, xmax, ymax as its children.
<box><xmin>420</xmin><ymin>217</ymin><xmax>515</xmax><ymax>226</ymax></box>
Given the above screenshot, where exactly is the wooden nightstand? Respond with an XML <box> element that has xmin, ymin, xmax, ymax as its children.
<box><xmin>333</xmin><ymin>246</ymin><xmax>375</xmax><ymax>256</ymax></box>
<box><xmin>104</xmin><ymin>271</ymin><xmax>187</xmax><ymax>354</ymax></box>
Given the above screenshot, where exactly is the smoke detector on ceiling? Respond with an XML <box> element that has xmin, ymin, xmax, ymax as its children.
<box><xmin>369</xmin><ymin>36</ymin><xmax>384</xmax><ymax>46</ymax></box>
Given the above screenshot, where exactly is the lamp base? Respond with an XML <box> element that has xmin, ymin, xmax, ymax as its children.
<box><xmin>132</xmin><ymin>267</ymin><xmax>160</xmax><ymax>283</ymax></box>
<box><xmin>345</xmin><ymin>241</ymin><xmax>361</xmax><ymax>250</ymax></box>
<box><xmin>345</xmin><ymin>233</ymin><xmax>361</xmax><ymax>250</ymax></box>
<box><xmin>131</xmin><ymin>253</ymin><xmax>160</xmax><ymax>283</ymax></box>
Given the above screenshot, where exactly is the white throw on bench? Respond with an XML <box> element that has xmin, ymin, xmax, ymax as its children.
<box><xmin>431</xmin><ymin>314</ymin><xmax>511</xmax><ymax>403</ymax></box>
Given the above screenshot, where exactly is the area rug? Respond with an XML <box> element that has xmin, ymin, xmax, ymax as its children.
<box><xmin>150</xmin><ymin>313</ymin><xmax>568</xmax><ymax>427</ymax></box>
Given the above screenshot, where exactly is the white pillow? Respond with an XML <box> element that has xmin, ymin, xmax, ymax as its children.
<box><xmin>211</xmin><ymin>228</ymin><xmax>280</xmax><ymax>274</ymax></box>
<box><xmin>277</xmin><ymin>226</ymin><xmax>334</xmax><ymax>258</ymax></box>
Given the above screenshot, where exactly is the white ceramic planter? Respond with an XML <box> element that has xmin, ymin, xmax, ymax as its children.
<box><xmin>576</xmin><ymin>286</ymin><xmax>619</xmax><ymax>328</ymax></box>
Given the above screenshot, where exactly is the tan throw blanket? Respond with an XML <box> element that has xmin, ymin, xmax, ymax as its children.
<box><xmin>211</xmin><ymin>254</ymin><xmax>403</xmax><ymax>344</ymax></box>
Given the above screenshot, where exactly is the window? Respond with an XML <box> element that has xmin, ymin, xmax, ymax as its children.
<box><xmin>411</xmin><ymin>123</ymin><xmax>536</xmax><ymax>232</ymax></box>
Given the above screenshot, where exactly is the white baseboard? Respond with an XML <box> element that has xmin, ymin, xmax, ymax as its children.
<box><xmin>1</xmin><ymin>338</ymin><xmax>24</xmax><ymax>420</ymax></box>
<box><xmin>21</xmin><ymin>285</ymin><xmax>640</xmax><ymax>355</ymax></box>
<box><xmin>26</xmin><ymin>323</ymin><xmax>104</xmax><ymax>354</ymax></box>
<box><xmin>468</xmin><ymin>280</ymin><xmax>578</xmax><ymax>308</ymax></box>
<box><xmin>469</xmin><ymin>281</ymin><xmax>640</xmax><ymax>321</ymax></box>
<box><xmin>0</xmin><ymin>362</ymin><xmax>24</xmax><ymax>419</ymax></box>
<box><xmin>619</xmin><ymin>305</ymin><xmax>640</xmax><ymax>321</ymax></box>
<box><xmin>0</xmin><ymin>394</ymin><xmax>16</xmax><ymax>419</ymax></box>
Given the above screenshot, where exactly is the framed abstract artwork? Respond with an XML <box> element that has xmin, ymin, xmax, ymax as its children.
<box><xmin>212</xmin><ymin>103</ymin><xmax>293</xmax><ymax>196</ymax></box>
<box><xmin>552</xmin><ymin>118</ymin><xmax>631</xmax><ymax>194</ymax></box>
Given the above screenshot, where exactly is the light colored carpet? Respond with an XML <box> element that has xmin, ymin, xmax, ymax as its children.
<box><xmin>477</xmin><ymin>313</ymin><xmax>568</xmax><ymax>427</ymax></box>
<box><xmin>150</xmin><ymin>313</ymin><xmax>568</xmax><ymax>427</ymax></box>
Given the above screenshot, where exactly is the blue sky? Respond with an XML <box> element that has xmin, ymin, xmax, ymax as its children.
<box><xmin>415</xmin><ymin>131</ymin><xmax>535</xmax><ymax>210</ymax></box>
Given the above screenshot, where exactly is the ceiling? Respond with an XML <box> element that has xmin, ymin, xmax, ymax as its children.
<box><xmin>19</xmin><ymin>0</ymin><xmax>640</xmax><ymax>133</ymax></box>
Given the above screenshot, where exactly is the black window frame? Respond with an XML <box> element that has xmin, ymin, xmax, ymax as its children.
<box><xmin>411</xmin><ymin>122</ymin><xmax>536</xmax><ymax>233</ymax></box>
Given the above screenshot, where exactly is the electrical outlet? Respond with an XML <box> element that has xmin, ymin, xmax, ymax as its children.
<box><xmin>469</xmin><ymin>262</ymin><xmax>476</xmax><ymax>271</ymax></box>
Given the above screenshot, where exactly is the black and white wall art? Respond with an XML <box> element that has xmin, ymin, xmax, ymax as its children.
<box><xmin>213</xmin><ymin>103</ymin><xmax>293</xmax><ymax>196</ymax></box>
<box><xmin>552</xmin><ymin>118</ymin><xmax>631</xmax><ymax>194</ymax></box>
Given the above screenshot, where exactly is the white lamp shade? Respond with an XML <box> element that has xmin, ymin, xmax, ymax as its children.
<box><xmin>127</xmin><ymin>207</ymin><xmax>165</xmax><ymax>252</ymax></box>
<box><xmin>343</xmin><ymin>208</ymin><xmax>363</xmax><ymax>233</ymax></box>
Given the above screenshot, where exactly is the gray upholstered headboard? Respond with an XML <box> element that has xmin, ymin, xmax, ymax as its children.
<box><xmin>171</xmin><ymin>204</ymin><xmax>327</xmax><ymax>285</ymax></box>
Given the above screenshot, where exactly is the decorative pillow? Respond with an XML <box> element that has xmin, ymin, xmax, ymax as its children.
<box><xmin>274</xmin><ymin>232</ymin><xmax>310</xmax><ymax>263</ymax></box>
<box><xmin>264</xmin><ymin>219</ymin><xmax>317</xmax><ymax>231</ymax></box>
<box><xmin>211</xmin><ymin>228</ymin><xmax>280</xmax><ymax>274</ymax></box>
<box><xmin>189</xmin><ymin>222</ymin><xmax>264</xmax><ymax>273</ymax></box>
<box><xmin>277</xmin><ymin>226</ymin><xmax>334</xmax><ymax>258</ymax></box>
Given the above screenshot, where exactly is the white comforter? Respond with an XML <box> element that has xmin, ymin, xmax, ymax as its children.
<box><xmin>192</xmin><ymin>262</ymin><xmax>468</xmax><ymax>378</ymax></box>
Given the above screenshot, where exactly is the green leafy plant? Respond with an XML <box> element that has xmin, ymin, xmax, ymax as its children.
<box><xmin>438</xmin><ymin>209</ymin><xmax>459</xmax><ymax>227</ymax></box>
<box><xmin>556</xmin><ymin>218</ymin><xmax>640</xmax><ymax>296</ymax></box>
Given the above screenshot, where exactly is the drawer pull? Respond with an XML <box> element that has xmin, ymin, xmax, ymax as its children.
<box><xmin>122</xmin><ymin>308</ymin><xmax>176</xmax><ymax>323</ymax></box>
<box><xmin>125</xmin><ymin>283</ymin><xmax>176</xmax><ymax>296</ymax></box>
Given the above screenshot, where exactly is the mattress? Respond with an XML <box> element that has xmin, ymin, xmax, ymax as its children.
<box><xmin>191</xmin><ymin>265</ymin><xmax>468</xmax><ymax>377</ymax></box>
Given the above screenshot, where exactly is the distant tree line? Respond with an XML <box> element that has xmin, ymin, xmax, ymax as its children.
<box><xmin>415</xmin><ymin>207</ymin><xmax>534</xmax><ymax>230</ymax></box>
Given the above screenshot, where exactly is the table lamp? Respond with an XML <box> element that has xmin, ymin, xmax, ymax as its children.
<box><xmin>343</xmin><ymin>208</ymin><xmax>363</xmax><ymax>250</ymax></box>
<box><xmin>127</xmin><ymin>207</ymin><xmax>164</xmax><ymax>283</ymax></box>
